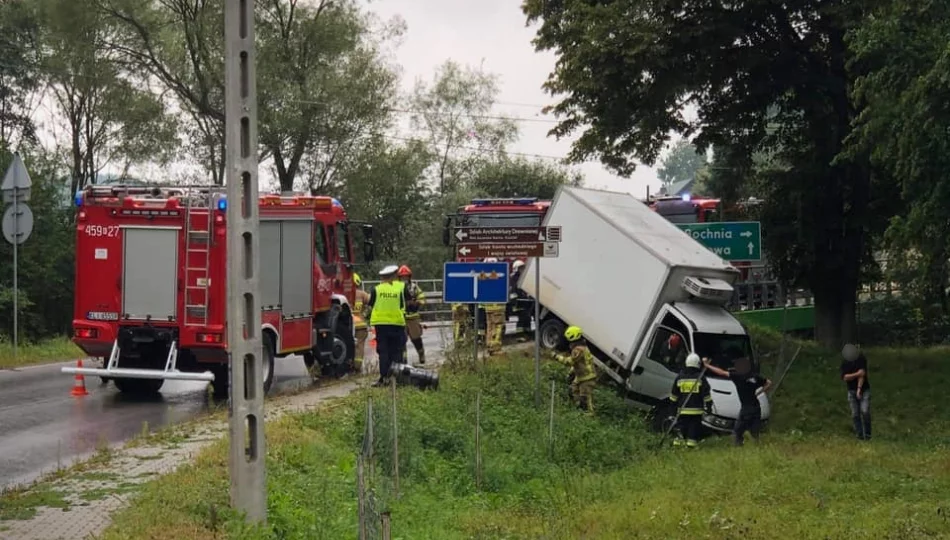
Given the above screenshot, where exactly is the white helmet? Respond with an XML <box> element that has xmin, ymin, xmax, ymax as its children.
<box><xmin>379</xmin><ymin>265</ymin><xmax>399</xmax><ymax>277</ymax></box>
<box><xmin>512</xmin><ymin>260</ymin><xmax>525</xmax><ymax>270</ymax></box>
<box><xmin>685</xmin><ymin>353</ymin><xmax>701</xmax><ymax>369</ymax></box>
<box><xmin>484</xmin><ymin>257</ymin><xmax>498</xmax><ymax>263</ymax></box>
<box><xmin>841</xmin><ymin>344</ymin><xmax>859</xmax><ymax>362</ymax></box>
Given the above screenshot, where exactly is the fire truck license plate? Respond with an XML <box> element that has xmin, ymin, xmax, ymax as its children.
<box><xmin>87</xmin><ymin>311</ymin><xmax>119</xmax><ymax>321</ymax></box>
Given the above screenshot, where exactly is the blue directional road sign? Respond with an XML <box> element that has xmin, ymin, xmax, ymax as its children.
<box><xmin>442</xmin><ymin>262</ymin><xmax>510</xmax><ymax>304</ymax></box>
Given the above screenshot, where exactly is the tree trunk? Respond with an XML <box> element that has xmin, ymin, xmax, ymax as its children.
<box><xmin>813</xmin><ymin>285</ymin><xmax>856</xmax><ymax>350</ymax></box>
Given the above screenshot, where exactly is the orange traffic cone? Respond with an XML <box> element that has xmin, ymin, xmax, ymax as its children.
<box><xmin>70</xmin><ymin>359</ymin><xmax>89</xmax><ymax>397</ymax></box>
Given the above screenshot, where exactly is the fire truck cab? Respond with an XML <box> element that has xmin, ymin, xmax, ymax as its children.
<box><xmin>66</xmin><ymin>185</ymin><xmax>374</xmax><ymax>397</ymax></box>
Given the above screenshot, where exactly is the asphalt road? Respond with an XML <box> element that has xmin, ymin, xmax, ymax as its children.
<box><xmin>0</xmin><ymin>323</ymin><xmax>459</xmax><ymax>490</ymax></box>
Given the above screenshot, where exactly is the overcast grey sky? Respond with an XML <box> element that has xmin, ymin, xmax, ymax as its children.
<box><xmin>366</xmin><ymin>0</ymin><xmax>662</xmax><ymax>198</ymax></box>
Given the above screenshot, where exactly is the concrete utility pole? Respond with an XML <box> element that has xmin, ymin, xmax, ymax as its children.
<box><xmin>224</xmin><ymin>0</ymin><xmax>266</xmax><ymax>522</ymax></box>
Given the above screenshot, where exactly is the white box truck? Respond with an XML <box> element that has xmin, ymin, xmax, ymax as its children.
<box><xmin>520</xmin><ymin>186</ymin><xmax>771</xmax><ymax>433</ymax></box>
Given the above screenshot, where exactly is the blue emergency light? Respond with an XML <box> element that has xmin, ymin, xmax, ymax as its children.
<box><xmin>681</xmin><ymin>193</ymin><xmax>691</xmax><ymax>202</ymax></box>
<box><xmin>471</xmin><ymin>198</ymin><xmax>537</xmax><ymax>206</ymax></box>
<box><xmin>74</xmin><ymin>192</ymin><xmax>84</xmax><ymax>207</ymax></box>
<box><xmin>217</xmin><ymin>197</ymin><xmax>227</xmax><ymax>211</ymax></box>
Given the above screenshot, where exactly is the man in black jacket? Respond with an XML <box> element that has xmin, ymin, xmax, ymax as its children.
<box><xmin>841</xmin><ymin>343</ymin><xmax>872</xmax><ymax>440</ymax></box>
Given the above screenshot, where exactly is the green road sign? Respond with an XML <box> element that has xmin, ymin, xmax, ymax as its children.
<box><xmin>676</xmin><ymin>221</ymin><xmax>762</xmax><ymax>261</ymax></box>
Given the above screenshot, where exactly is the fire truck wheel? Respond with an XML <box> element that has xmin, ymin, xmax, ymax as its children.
<box><xmin>262</xmin><ymin>333</ymin><xmax>276</xmax><ymax>394</ymax></box>
<box><xmin>113</xmin><ymin>377</ymin><xmax>164</xmax><ymax>395</ymax></box>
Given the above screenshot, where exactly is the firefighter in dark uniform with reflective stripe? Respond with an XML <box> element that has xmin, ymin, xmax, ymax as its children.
<box><xmin>670</xmin><ymin>353</ymin><xmax>711</xmax><ymax>448</ymax></box>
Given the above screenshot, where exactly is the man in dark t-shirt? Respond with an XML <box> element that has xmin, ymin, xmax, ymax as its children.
<box><xmin>703</xmin><ymin>356</ymin><xmax>771</xmax><ymax>446</ymax></box>
<box><xmin>841</xmin><ymin>344</ymin><xmax>871</xmax><ymax>440</ymax></box>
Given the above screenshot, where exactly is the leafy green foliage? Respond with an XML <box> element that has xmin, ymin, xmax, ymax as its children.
<box><xmin>410</xmin><ymin>60</ymin><xmax>519</xmax><ymax>195</ymax></box>
<box><xmin>657</xmin><ymin>139</ymin><xmax>707</xmax><ymax>192</ymax></box>
<box><xmin>102</xmin><ymin>329</ymin><xmax>950</xmax><ymax>539</ymax></box>
<box><xmin>0</xmin><ymin>150</ymin><xmax>75</xmax><ymax>340</ymax></box>
<box><xmin>38</xmin><ymin>0</ymin><xmax>179</xmax><ymax>194</ymax></box>
<box><xmin>522</xmin><ymin>0</ymin><xmax>878</xmax><ymax>347</ymax></box>
<box><xmin>846</xmin><ymin>0</ymin><xmax>950</xmax><ymax>313</ymax></box>
<box><xmin>470</xmin><ymin>156</ymin><xmax>582</xmax><ymax>200</ymax></box>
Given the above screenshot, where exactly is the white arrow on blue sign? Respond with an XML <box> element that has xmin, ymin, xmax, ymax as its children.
<box><xmin>442</xmin><ymin>262</ymin><xmax>510</xmax><ymax>304</ymax></box>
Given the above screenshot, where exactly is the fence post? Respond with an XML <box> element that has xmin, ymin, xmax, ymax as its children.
<box><xmin>381</xmin><ymin>511</ymin><xmax>392</xmax><ymax>540</ymax></box>
<box><xmin>367</xmin><ymin>398</ymin><xmax>375</xmax><ymax>479</ymax></box>
<box><xmin>475</xmin><ymin>391</ymin><xmax>482</xmax><ymax>490</ymax></box>
<box><xmin>357</xmin><ymin>455</ymin><xmax>366</xmax><ymax>540</ymax></box>
<box><xmin>548</xmin><ymin>380</ymin><xmax>556</xmax><ymax>458</ymax></box>
<box><xmin>391</xmin><ymin>376</ymin><xmax>399</xmax><ymax>499</ymax></box>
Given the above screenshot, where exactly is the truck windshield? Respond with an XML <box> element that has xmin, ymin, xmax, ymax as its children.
<box><xmin>458</xmin><ymin>213</ymin><xmax>542</xmax><ymax>228</ymax></box>
<box><xmin>692</xmin><ymin>333</ymin><xmax>757</xmax><ymax>373</ymax></box>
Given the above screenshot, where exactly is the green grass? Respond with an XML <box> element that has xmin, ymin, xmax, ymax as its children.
<box><xmin>99</xmin><ymin>329</ymin><xmax>950</xmax><ymax>539</ymax></box>
<box><xmin>0</xmin><ymin>337</ymin><xmax>82</xmax><ymax>369</ymax></box>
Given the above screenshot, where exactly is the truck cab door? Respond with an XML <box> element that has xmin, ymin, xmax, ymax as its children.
<box><xmin>628</xmin><ymin>323</ymin><xmax>690</xmax><ymax>403</ymax></box>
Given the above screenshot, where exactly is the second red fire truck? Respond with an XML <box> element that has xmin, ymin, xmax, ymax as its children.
<box><xmin>65</xmin><ymin>185</ymin><xmax>374</xmax><ymax>397</ymax></box>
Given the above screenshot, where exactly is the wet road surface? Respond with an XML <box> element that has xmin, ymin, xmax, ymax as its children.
<box><xmin>0</xmin><ymin>324</ymin><xmax>458</xmax><ymax>490</ymax></box>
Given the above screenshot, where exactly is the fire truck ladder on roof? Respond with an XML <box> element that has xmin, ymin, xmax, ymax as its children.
<box><xmin>184</xmin><ymin>194</ymin><xmax>214</xmax><ymax>327</ymax></box>
<box><xmin>62</xmin><ymin>339</ymin><xmax>215</xmax><ymax>382</ymax></box>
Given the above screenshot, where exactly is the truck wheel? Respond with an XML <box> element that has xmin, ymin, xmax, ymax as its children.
<box><xmin>114</xmin><ymin>378</ymin><xmax>164</xmax><ymax>395</ymax></box>
<box><xmin>324</xmin><ymin>325</ymin><xmax>355</xmax><ymax>377</ymax></box>
<box><xmin>539</xmin><ymin>319</ymin><xmax>566</xmax><ymax>350</ymax></box>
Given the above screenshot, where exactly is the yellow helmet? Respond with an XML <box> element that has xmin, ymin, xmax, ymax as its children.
<box><xmin>353</xmin><ymin>272</ymin><xmax>362</xmax><ymax>287</ymax></box>
<box><xmin>564</xmin><ymin>325</ymin><xmax>583</xmax><ymax>342</ymax></box>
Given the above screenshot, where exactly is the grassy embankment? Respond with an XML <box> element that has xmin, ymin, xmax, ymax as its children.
<box><xmin>95</xmin><ymin>327</ymin><xmax>950</xmax><ymax>539</ymax></box>
<box><xmin>0</xmin><ymin>337</ymin><xmax>81</xmax><ymax>369</ymax></box>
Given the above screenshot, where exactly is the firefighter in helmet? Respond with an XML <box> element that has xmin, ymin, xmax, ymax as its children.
<box><xmin>397</xmin><ymin>265</ymin><xmax>426</xmax><ymax>365</ymax></box>
<box><xmin>555</xmin><ymin>325</ymin><xmax>597</xmax><ymax>412</ymax></box>
<box><xmin>352</xmin><ymin>272</ymin><xmax>371</xmax><ymax>373</ymax></box>
<box><xmin>670</xmin><ymin>352</ymin><xmax>712</xmax><ymax>448</ymax></box>
<box><xmin>481</xmin><ymin>257</ymin><xmax>506</xmax><ymax>355</ymax></box>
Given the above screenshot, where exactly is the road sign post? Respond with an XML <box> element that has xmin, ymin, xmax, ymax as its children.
<box><xmin>1</xmin><ymin>153</ymin><xmax>34</xmax><ymax>363</ymax></box>
<box><xmin>676</xmin><ymin>221</ymin><xmax>762</xmax><ymax>261</ymax></box>
<box><xmin>224</xmin><ymin>0</ymin><xmax>265</xmax><ymax>523</ymax></box>
<box><xmin>443</xmin><ymin>262</ymin><xmax>510</xmax><ymax>367</ymax></box>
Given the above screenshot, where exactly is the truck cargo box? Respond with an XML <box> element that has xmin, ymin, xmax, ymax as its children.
<box><xmin>521</xmin><ymin>186</ymin><xmax>739</xmax><ymax>369</ymax></box>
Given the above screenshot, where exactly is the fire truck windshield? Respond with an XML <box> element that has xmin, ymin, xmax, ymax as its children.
<box><xmin>458</xmin><ymin>213</ymin><xmax>543</xmax><ymax>228</ymax></box>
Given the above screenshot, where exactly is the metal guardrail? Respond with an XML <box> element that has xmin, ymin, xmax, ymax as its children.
<box><xmin>362</xmin><ymin>279</ymin><xmax>453</xmax><ymax>322</ymax></box>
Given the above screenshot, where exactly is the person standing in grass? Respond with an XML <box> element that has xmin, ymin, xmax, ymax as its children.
<box><xmin>840</xmin><ymin>343</ymin><xmax>871</xmax><ymax>440</ymax></box>
<box><xmin>703</xmin><ymin>356</ymin><xmax>771</xmax><ymax>446</ymax></box>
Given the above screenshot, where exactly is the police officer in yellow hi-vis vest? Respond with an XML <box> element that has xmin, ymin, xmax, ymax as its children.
<box><xmin>352</xmin><ymin>272</ymin><xmax>371</xmax><ymax>373</ymax></box>
<box><xmin>670</xmin><ymin>353</ymin><xmax>712</xmax><ymax>448</ymax></box>
<box><xmin>364</xmin><ymin>265</ymin><xmax>411</xmax><ymax>386</ymax></box>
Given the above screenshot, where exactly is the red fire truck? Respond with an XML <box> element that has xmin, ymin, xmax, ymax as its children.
<box><xmin>66</xmin><ymin>185</ymin><xmax>374</xmax><ymax>397</ymax></box>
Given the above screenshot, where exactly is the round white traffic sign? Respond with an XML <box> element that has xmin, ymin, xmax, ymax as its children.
<box><xmin>2</xmin><ymin>203</ymin><xmax>33</xmax><ymax>245</ymax></box>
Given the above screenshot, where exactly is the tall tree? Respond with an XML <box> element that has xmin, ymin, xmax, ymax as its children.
<box><xmin>410</xmin><ymin>61</ymin><xmax>518</xmax><ymax>195</ymax></box>
<box><xmin>470</xmin><ymin>156</ymin><xmax>583</xmax><ymax>200</ymax></box>
<box><xmin>523</xmin><ymin>0</ymin><xmax>877</xmax><ymax>346</ymax></box>
<box><xmin>0</xmin><ymin>0</ymin><xmax>40</xmax><ymax>149</ymax></box>
<box><xmin>846</xmin><ymin>0</ymin><xmax>950</xmax><ymax>311</ymax></box>
<box><xmin>99</xmin><ymin>0</ymin><xmax>226</xmax><ymax>183</ymax></box>
<box><xmin>658</xmin><ymin>139</ymin><xmax>707</xmax><ymax>192</ymax></box>
<box><xmin>38</xmin><ymin>0</ymin><xmax>178</xmax><ymax>195</ymax></box>
<box><xmin>257</xmin><ymin>0</ymin><xmax>400</xmax><ymax>192</ymax></box>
